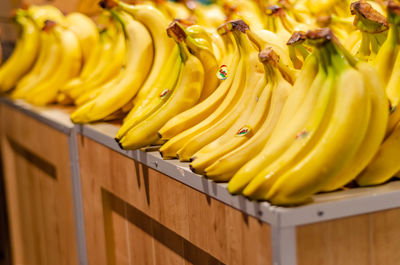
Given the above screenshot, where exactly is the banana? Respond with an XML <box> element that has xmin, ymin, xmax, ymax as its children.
<box><xmin>158</xmin><ymin>31</ymin><xmax>241</xmax><ymax>158</ymax></box>
<box><xmin>115</xmin><ymin>46</ymin><xmax>181</xmax><ymax>139</ymax></box>
<box><xmin>12</xmin><ymin>29</ymin><xmax>53</xmax><ymax>97</ymax></box>
<box><xmin>70</xmin><ymin>10</ymin><xmax>153</xmax><ymax>123</ymax></box>
<box><xmin>373</xmin><ymin>1</ymin><xmax>400</xmax><ymax>88</ymax></box>
<box><xmin>158</xmin><ymin>31</ymin><xmax>237</xmax><ymax>142</ymax></box>
<box><xmin>190</xmin><ymin>67</ymin><xmax>267</xmax><ymax>174</ymax></box>
<box><xmin>350</xmin><ymin>0</ymin><xmax>389</xmax><ymax>61</ymax></box>
<box><xmin>228</xmin><ymin>51</ymin><xmax>326</xmax><ymax>194</ymax></box>
<box><xmin>61</xmin><ymin>22</ymin><xmax>126</xmax><ymax>102</ymax></box>
<box><xmin>24</xmin><ymin>23</ymin><xmax>82</xmax><ymax>106</ymax></box>
<box><xmin>176</xmin><ymin>20</ymin><xmax>264</xmax><ymax>162</ymax></box>
<box><xmin>242</xmin><ymin>48</ymin><xmax>337</xmax><ymax>199</ymax></box>
<box><xmin>118</xmin><ymin>24</ymin><xmax>205</xmax><ymax>150</ymax></box>
<box><xmin>183</xmin><ymin>25</ymin><xmax>221</xmax><ymax>101</ymax></box>
<box><xmin>111</xmin><ymin>1</ymin><xmax>179</xmax><ymax>137</ymax></box>
<box><xmin>0</xmin><ymin>12</ymin><xmax>40</xmax><ymax>92</ymax></box>
<box><xmin>24</xmin><ymin>5</ymin><xmax>66</xmax><ymax>28</ymax></box>
<box><xmin>357</xmin><ymin>120</ymin><xmax>400</xmax><ymax>186</ymax></box>
<box><xmin>263</xmin><ymin>31</ymin><xmax>371</xmax><ymax>205</ymax></box>
<box><xmin>191</xmin><ymin>48</ymin><xmax>288</xmax><ymax>175</ymax></box>
<box><xmin>66</xmin><ymin>12</ymin><xmax>99</xmax><ymax>63</ymax></box>
<box><xmin>321</xmin><ymin>61</ymin><xmax>388</xmax><ymax>191</ymax></box>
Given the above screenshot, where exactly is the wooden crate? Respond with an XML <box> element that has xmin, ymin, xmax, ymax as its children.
<box><xmin>0</xmin><ymin>101</ymin><xmax>79</xmax><ymax>265</ymax></box>
<box><xmin>78</xmin><ymin>122</ymin><xmax>400</xmax><ymax>265</ymax></box>
<box><xmin>77</xmin><ymin>135</ymin><xmax>272</xmax><ymax>265</ymax></box>
<box><xmin>2</xmin><ymin>98</ymin><xmax>400</xmax><ymax>265</ymax></box>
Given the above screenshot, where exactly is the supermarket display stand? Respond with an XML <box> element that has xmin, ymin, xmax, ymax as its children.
<box><xmin>0</xmin><ymin>97</ymin><xmax>82</xmax><ymax>265</ymax></box>
<box><xmin>2</xmin><ymin>98</ymin><xmax>400</xmax><ymax>265</ymax></box>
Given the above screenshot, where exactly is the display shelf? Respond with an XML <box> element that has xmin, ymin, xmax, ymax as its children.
<box><xmin>0</xmin><ymin>98</ymin><xmax>80</xmax><ymax>265</ymax></box>
<box><xmin>2</xmin><ymin>98</ymin><xmax>400</xmax><ymax>265</ymax></box>
<box><xmin>78</xmin><ymin>116</ymin><xmax>400</xmax><ymax>227</ymax></box>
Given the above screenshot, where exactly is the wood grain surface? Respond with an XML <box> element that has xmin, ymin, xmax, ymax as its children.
<box><xmin>0</xmin><ymin>104</ymin><xmax>78</xmax><ymax>265</ymax></box>
<box><xmin>78</xmin><ymin>135</ymin><xmax>272</xmax><ymax>265</ymax></box>
<box><xmin>297</xmin><ymin>207</ymin><xmax>400</xmax><ymax>265</ymax></box>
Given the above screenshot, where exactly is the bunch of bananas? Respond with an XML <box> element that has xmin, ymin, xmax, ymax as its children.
<box><xmin>4</xmin><ymin>0</ymin><xmax>400</xmax><ymax>206</ymax></box>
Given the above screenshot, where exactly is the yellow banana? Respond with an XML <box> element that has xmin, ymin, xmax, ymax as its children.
<box><xmin>228</xmin><ymin>51</ymin><xmax>326</xmax><ymax>194</ymax></box>
<box><xmin>206</xmin><ymin>54</ymin><xmax>318</xmax><ymax>184</ymax></box>
<box><xmin>223</xmin><ymin>50</ymin><xmax>318</xmax><ymax>190</ymax></box>
<box><xmin>158</xmin><ymin>32</ymin><xmax>240</xmax><ymax>158</ymax></box>
<box><xmin>177</xmin><ymin>21</ymin><xmax>264</xmax><ymax>162</ymax></box>
<box><xmin>158</xmin><ymin>31</ymin><xmax>237</xmax><ymax>142</ymax></box>
<box><xmin>373</xmin><ymin>1</ymin><xmax>400</xmax><ymax>88</ymax></box>
<box><xmin>66</xmin><ymin>12</ymin><xmax>99</xmax><ymax>63</ymax></box>
<box><xmin>24</xmin><ymin>24</ymin><xmax>82</xmax><ymax>105</ymax></box>
<box><xmin>119</xmin><ymin>28</ymin><xmax>205</xmax><ymax>150</ymax></box>
<box><xmin>191</xmin><ymin>48</ymin><xmax>287</xmax><ymax>174</ymax></box>
<box><xmin>112</xmin><ymin>1</ymin><xmax>179</xmax><ymax>137</ymax></box>
<box><xmin>12</xmin><ymin>29</ymin><xmax>53</xmax><ymax>97</ymax></box>
<box><xmin>322</xmin><ymin>61</ymin><xmax>388</xmax><ymax>191</ymax></box>
<box><xmin>357</xmin><ymin>121</ymin><xmax>400</xmax><ymax>186</ymax></box>
<box><xmin>62</xmin><ymin>22</ymin><xmax>126</xmax><ymax>102</ymax></box>
<box><xmin>243</xmin><ymin>52</ymin><xmax>337</xmax><ymax>198</ymax></box>
<box><xmin>264</xmin><ymin>34</ymin><xmax>370</xmax><ymax>205</ymax></box>
<box><xmin>0</xmin><ymin>13</ymin><xmax>40</xmax><ymax>92</ymax></box>
<box><xmin>115</xmin><ymin>46</ymin><xmax>181</xmax><ymax>139</ymax></box>
<box><xmin>70</xmin><ymin>10</ymin><xmax>153</xmax><ymax>123</ymax></box>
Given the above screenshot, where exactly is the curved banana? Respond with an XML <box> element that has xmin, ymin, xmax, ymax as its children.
<box><xmin>66</xmin><ymin>12</ymin><xmax>99</xmax><ymax>62</ymax></box>
<box><xmin>13</xmin><ymin>29</ymin><xmax>52</xmax><ymax>96</ymax></box>
<box><xmin>158</xmin><ymin>31</ymin><xmax>240</xmax><ymax>158</ymax></box>
<box><xmin>70</xmin><ymin>10</ymin><xmax>153</xmax><ymax>123</ymax></box>
<box><xmin>191</xmin><ymin>49</ymin><xmax>288</xmax><ymax>174</ymax></box>
<box><xmin>242</xmin><ymin>53</ymin><xmax>337</xmax><ymax>198</ymax></box>
<box><xmin>111</xmin><ymin>1</ymin><xmax>179</xmax><ymax>137</ymax></box>
<box><xmin>158</xmin><ymin>31</ymin><xmax>237</xmax><ymax>142</ymax></box>
<box><xmin>322</xmin><ymin>62</ymin><xmax>388</xmax><ymax>191</ymax></box>
<box><xmin>228</xmin><ymin>51</ymin><xmax>325</xmax><ymax>194</ymax></box>
<box><xmin>215</xmin><ymin>53</ymin><xmax>317</xmax><ymax>187</ymax></box>
<box><xmin>24</xmin><ymin>24</ymin><xmax>82</xmax><ymax>105</ymax></box>
<box><xmin>61</xmin><ymin>22</ymin><xmax>126</xmax><ymax>103</ymax></box>
<box><xmin>25</xmin><ymin>5</ymin><xmax>66</xmax><ymax>28</ymax></box>
<box><xmin>177</xmin><ymin>21</ymin><xmax>264</xmax><ymax>162</ymax></box>
<box><xmin>115</xmin><ymin>46</ymin><xmax>181</xmax><ymax>139</ymax></box>
<box><xmin>263</xmin><ymin>35</ymin><xmax>371</xmax><ymax>205</ymax></box>
<box><xmin>0</xmin><ymin>13</ymin><xmax>40</xmax><ymax>92</ymax></box>
<box><xmin>357</xmin><ymin>120</ymin><xmax>400</xmax><ymax>186</ymax></box>
<box><xmin>119</xmin><ymin>31</ymin><xmax>205</xmax><ymax>149</ymax></box>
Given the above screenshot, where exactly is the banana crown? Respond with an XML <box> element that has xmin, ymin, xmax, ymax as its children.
<box><xmin>351</xmin><ymin>0</ymin><xmax>389</xmax><ymax>33</ymax></box>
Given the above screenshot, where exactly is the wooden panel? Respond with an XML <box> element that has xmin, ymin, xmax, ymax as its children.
<box><xmin>0</xmin><ymin>104</ymin><xmax>78</xmax><ymax>265</ymax></box>
<box><xmin>297</xmin><ymin>214</ymin><xmax>371</xmax><ymax>265</ymax></box>
<box><xmin>297</xmin><ymin>207</ymin><xmax>400</xmax><ymax>265</ymax></box>
<box><xmin>78</xmin><ymin>135</ymin><xmax>272</xmax><ymax>265</ymax></box>
<box><xmin>370</xmin><ymin>208</ymin><xmax>400</xmax><ymax>265</ymax></box>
